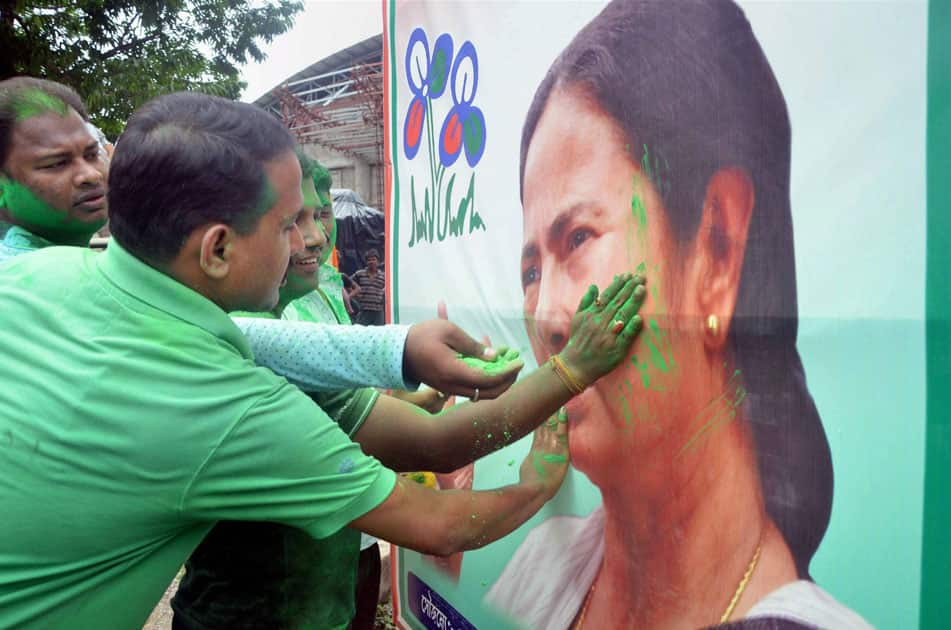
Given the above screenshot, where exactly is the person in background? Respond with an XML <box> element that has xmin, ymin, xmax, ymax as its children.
<box><xmin>351</xmin><ymin>247</ymin><xmax>386</xmax><ymax>325</ymax></box>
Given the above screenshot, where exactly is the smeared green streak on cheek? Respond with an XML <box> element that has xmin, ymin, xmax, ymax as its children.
<box><xmin>646</xmin><ymin>318</ymin><xmax>675</xmax><ymax>372</ymax></box>
<box><xmin>631</xmin><ymin>192</ymin><xmax>648</xmax><ymax>245</ymax></box>
<box><xmin>630</xmin><ymin>353</ymin><xmax>653</xmax><ymax>390</ymax></box>
<box><xmin>0</xmin><ymin>178</ymin><xmax>103</xmax><ymax>244</ymax></box>
<box><xmin>619</xmin><ymin>395</ymin><xmax>633</xmax><ymax>425</ymax></box>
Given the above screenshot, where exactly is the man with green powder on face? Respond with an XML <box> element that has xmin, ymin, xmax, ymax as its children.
<box><xmin>173</xmin><ymin>147</ymin><xmax>649</xmax><ymax>630</ymax></box>
<box><xmin>0</xmin><ymin>92</ymin><xmax>647</xmax><ymax>629</ymax></box>
<box><xmin>0</xmin><ymin>77</ymin><xmax>107</xmax><ymax>260</ymax></box>
<box><xmin>174</xmin><ymin>149</ymin><xmax>385</xmax><ymax>630</ymax></box>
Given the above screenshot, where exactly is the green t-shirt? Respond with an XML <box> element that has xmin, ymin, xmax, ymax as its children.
<box><xmin>282</xmin><ymin>264</ymin><xmax>352</xmax><ymax>326</ymax></box>
<box><xmin>175</xmin><ymin>302</ymin><xmax>380</xmax><ymax>630</ymax></box>
<box><xmin>0</xmin><ymin>242</ymin><xmax>396</xmax><ymax>629</ymax></box>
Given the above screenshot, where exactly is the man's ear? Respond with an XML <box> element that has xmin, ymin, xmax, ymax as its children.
<box><xmin>197</xmin><ymin>224</ymin><xmax>234</xmax><ymax>280</ymax></box>
<box><xmin>690</xmin><ymin>167</ymin><xmax>754</xmax><ymax>349</ymax></box>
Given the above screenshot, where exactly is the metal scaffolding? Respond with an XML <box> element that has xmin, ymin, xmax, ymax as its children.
<box><xmin>256</xmin><ymin>35</ymin><xmax>384</xmax><ymax>170</ymax></box>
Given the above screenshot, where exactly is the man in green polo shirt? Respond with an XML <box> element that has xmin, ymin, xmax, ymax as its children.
<box><xmin>172</xmin><ymin>149</ymin><xmax>649</xmax><ymax>630</ymax></box>
<box><xmin>174</xmin><ymin>150</ymin><xmax>382</xmax><ymax>630</ymax></box>
<box><xmin>0</xmin><ymin>92</ymin><xmax>646</xmax><ymax>629</ymax></box>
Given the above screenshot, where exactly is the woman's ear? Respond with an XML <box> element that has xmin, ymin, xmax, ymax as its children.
<box><xmin>198</xmin><ymin>224</ymin><xmax>234</xmax><ymax>280</ymax></box>
<box><xmin>692</xmin><ymin>167</ymin><xmax>754</xmax><ymax>349</ymax></box>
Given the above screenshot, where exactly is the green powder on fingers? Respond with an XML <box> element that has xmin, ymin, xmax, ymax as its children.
<box><xmin>457</xmin><ymin>347</ymin><xmax>521</xmax><ymax>375</ymax></box>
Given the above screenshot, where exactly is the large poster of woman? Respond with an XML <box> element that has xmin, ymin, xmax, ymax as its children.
<box><xmin>385</xmin><ymin>1</ymin><xmax>935</xmax><ymax>628</ymax></box>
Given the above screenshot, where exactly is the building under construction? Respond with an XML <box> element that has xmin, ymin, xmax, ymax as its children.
<box><xmin>254</xmin><ymin>35</ymin><xmax>385</xmax><ymax>210</ymax></box>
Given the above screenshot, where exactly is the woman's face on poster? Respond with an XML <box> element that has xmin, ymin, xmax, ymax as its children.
<box><xmin>520</xmin><ymin>89</ymin><xmax>714</xmax><ymax>484</ymax></box>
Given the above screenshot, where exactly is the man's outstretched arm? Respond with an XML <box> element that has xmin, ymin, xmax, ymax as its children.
<box><xmin>234</xmin><ymin>317</ymin><xmax>523</xmax><ymax>397</ymax></box>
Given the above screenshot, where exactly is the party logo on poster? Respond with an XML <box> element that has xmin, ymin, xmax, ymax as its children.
<box><xmin>403</xmin><ymin>28</ymin><xmax>487</xmax><ymax>247</ymax></box>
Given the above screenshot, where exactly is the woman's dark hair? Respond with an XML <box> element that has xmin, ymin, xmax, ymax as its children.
<box><xmin>108</xmin><ymin>92</ymin><xmax>295</xmax><ymax>264</ymax></box>
<box><xmin>0</xmin><ymin>76</ymin><xmax>89</xmax><ymax>167</ymax></box>
<box><xmin>520</xmin><ymin>0</ymin><xmax>832</xmax><ymax>579</ymax></box>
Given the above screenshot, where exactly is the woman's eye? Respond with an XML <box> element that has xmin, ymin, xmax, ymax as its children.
<box><xmin>521</xmin><ymin>266</ymin><xmax>539</xmax><ymax>289</ymax></box>
<box><xmin>567</xmin><ymin>228</ymin><xmax>592</xmax><ymax>251</ymax></box>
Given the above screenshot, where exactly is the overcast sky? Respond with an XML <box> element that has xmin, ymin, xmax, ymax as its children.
<box><xmin>240</xmin><ymin>1</ymin><xmax>384</xmax><ymax>103</ymax></box>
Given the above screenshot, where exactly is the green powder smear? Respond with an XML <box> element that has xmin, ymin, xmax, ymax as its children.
<box><xmin>458</xmin><ymin>347</ymin><xmax>521</xmax><ymax>375</ymax></box>
<box><xmin>541</xmin><ymin>454</ymin><xmax>567</xmax><ymax>463</ymax></box>
<box><xmin>0</xmin><ymin>178</ymin><xmax>104</xmax><ymax>245</ymax></box>
<box><xmin>13</xmin><ymin>89</ymin><xmax>68</xmax><ymax>121</ymax></box>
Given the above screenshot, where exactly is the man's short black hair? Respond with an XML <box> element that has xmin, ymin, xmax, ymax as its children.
<box><xmin>108</xmin><ymin>92</ymin><xmax>296</xmax><ymax>264</ymax></box>
<box><xmin>365</xmin><ymin>248</ymin><xmax>380</xmax><ymax>261</ymax></box>
<box><xmin>0</xmin><ymin>76</ymin><xmax>89</xmax><ymax>167</ymax></box>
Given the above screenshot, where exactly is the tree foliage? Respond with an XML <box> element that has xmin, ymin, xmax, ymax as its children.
<box><xmin>0</xmin><ymin>0</ymin><xmax>303</xmax><ymax>138</ymax></box>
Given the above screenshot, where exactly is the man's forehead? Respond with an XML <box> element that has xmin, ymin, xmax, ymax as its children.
<box><xmin>9</xmin><ymin>109</ymin><xmax>94</xmax><ymax>156</ymax></box>
<box><xmin>300</xmin><ymin>177</ymin><xmax>320</xmax><ymax>208</ymax></box>
<box><xmin>11</xmin><ymin>89</ymin><xmax>69</xmax><ymax>121</ymax></box>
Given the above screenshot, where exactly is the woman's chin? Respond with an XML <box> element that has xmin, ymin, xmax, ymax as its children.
<box><xmin>565</xmin><ymin>389</ymin><xmax>595</xmax><ymax>426</ymax></box>
<box><xmin>564</xmin><ymin>389</ymin><xmax>605</xmax><ymax>473</ymax></box>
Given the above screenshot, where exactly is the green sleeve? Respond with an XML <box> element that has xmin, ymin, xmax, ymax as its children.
<box><xmin>181</xmin><ymin>382</ymin><xmax>395</xmax><ymax>539</ymax></box>
<box><xmin>308</xmin><ymin>387</ymin><xmax>379</xmax><ymax>436</ymax></box>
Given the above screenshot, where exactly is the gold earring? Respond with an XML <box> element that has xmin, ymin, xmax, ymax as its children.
<box><xmin>706</xmin><ymin>314</ymin><xmax>719</xmax><ymax>337</ymax></box>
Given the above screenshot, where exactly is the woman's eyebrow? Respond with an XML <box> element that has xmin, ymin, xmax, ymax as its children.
<box><xmin>546</xmin><ymin>203</ymin><xmax>600</xmax><ymax>249</ymax></box>
<box><xmin>521</xmin><ymin>242</ymin><xmax>538</xmax><ymax>262</ymax></box>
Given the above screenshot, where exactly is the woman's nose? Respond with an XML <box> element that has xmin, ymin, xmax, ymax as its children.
<box><xmin>533</xmin><ymin>272</ymin><xmax>574</xmax><ymax>357</ymax></box>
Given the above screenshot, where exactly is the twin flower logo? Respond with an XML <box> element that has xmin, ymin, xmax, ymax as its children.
<box><xmin>402</xmin><ymin>28</ymin><xmax>487</xmax><ymax>248</ymax></box>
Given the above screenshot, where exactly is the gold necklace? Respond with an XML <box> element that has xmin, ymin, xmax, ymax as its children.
<box><xmin>719</xmin><ymin>543</ymin><xmax>763</xmax><ymax>622</ymax></box>
<box><xmin>574</xmin><ymin>542</ymin><xmax>763</xmax><ymax>629</ymax></box>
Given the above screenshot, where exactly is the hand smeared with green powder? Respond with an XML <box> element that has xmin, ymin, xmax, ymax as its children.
<box><xmin>456</xmin><ymin>347</ymin><xmax>522</xmax><ymax>376</ymax></box>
